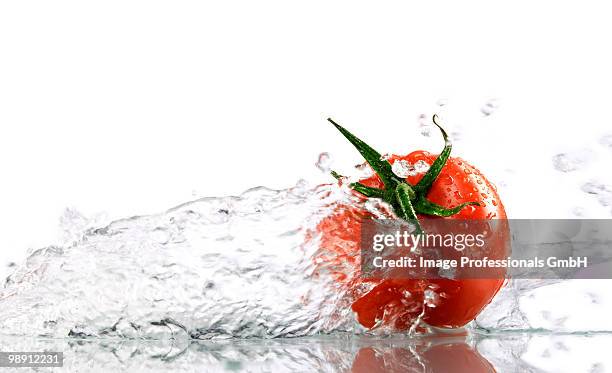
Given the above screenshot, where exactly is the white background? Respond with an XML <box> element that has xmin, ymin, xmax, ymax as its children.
<box><xmin>1</xmin><ymin>2</ymin><xmax>611</xmax><ymax>263</ymax></box>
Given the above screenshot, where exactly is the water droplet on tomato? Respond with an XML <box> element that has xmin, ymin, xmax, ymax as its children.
<box><xmin>441</xmin><ymin>174</ymin><xmax>454</xmax><ymax>185</ymax></box>
<box><xmin>424</xmin><ymin>289</ymin><xmax>440</xmax><ymax>307</ymax></box>
<box><xmin>392</xmin><ymin>159</ymin><xmax>417</xmax><ymax>177</ymax></box>
<box><xmin>413</xmin><ymin>160</ymin><xmax>430</xmax><ymax>173</ymax></box>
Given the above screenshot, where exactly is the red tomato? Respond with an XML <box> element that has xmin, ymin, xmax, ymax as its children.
<box><xmin>316</xmin><ymin>151</ymin><xmax>509</xmax><ymax>330</ymax></box>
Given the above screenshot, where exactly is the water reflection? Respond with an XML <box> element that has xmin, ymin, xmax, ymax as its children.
<box><xmin>0</xmin><ymin>333</ymin><xmax>609</xmax><ymax>372</ymax></box>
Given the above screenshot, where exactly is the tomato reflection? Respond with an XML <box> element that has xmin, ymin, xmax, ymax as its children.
<box><xmin>351</xmin><ymin>336</ymin><xmax>495</xmax><ymax>373</ymax></box>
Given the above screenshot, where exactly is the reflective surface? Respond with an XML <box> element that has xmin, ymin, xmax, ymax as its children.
<box><xmin>1</xmin><ymin>333</ymin><xmax>610</xmax><ymax>372</ymax></box>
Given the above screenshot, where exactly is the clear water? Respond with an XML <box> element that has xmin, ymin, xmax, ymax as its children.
<box><xmin>0</xmin><ymin>182</ymin><xmax>378</xmax><ymax>338</ymax></box>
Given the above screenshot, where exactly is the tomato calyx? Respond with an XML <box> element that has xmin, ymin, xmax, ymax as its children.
<box><xmin>328</xmin><ymin>116</ymin><xmax>479</xmax><ymax>233</ymax></box>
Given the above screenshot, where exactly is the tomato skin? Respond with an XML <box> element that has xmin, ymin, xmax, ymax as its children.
<box><xmin>317</xmin><ymin>151</ymin><xmax>509</xmax><ymax>330</ymax></box>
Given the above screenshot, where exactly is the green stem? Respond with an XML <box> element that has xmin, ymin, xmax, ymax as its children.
<box><xmin>328</xmin><ymin>118</ymin><xmax>401</xmax><ymax>188</ymax></box>
<box><xmin>331</xmin><ymin>170</ymin><xmax>384</xmax><ymax>198</ymax></box>
<box><xmin>350</xmin><ymin>183</ymin><xmax>385</xmax><ymax>198</ymax></box>
<box><xmin>395</xmin><ymin>183</ymin><xmax>423</xmax><ymax>234</ymax></box>
<box><xmin>328</xmin><ymin>114</ymin><xmax>478</xmax><ymax>235</ymax></box>
<box><xmin>414</xmin><ymin>115</ymin><xmax>451</xmax><ymax>195</ymax></box>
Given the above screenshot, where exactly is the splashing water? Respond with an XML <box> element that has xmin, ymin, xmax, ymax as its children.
<box><xmin>391</xmin><ymin>159</ymin><xmax>429</xmax><ymax>178</ymax></box>
<box><xmin>552</xmin><ymin>150</ymin><xmax>594</xmax><ymax>173</ymax></box>
<box><xmin>0</xmin><ymin>181</ymin><xmax>401</xmax><ymax>339</ymax></box>
<box><xmin>391</xmin><ymin>159</ymin><xmax>415</xmax><ymax>178</ymax></box>
<box><xmin>3</xmin><ymin>168</ymin><xmax>611</xmax><ymax>339</ymax></box>
<box><xmin>6</xmin><ymin>179</ymin><xmax>607</xmax><ymax>340</ymax></box>
<box><xmin>417</xmin><ymin>114</ymin><xmax>432</xmax><ymax>137</ymax></box>
<box><xmin>315</xmin><ymin>152</ymin><xmax>333</xmax><ymax>173</ymax></box>
<box><xmin>481</xmin><ymin>99</ymin><xmax>500</xmax><ymax>116</ymax></box>
<box><xmin>413</xmin><ymin>160</ymin><xmax>430</xmax><ymax>173</ymax></box>
<box><xmin>581</xmin><ymin>180</ymin><xmax>612</xmax><ymax>208</ymax></box>
<box><xmin>354</xmin><ymin>162</ymin><xmax>374</xmax><ymax>178</ymax></box>
<box><xmin>600</xmin><ymin>134</ymin><xmax>612</xmax><ymax>150</ymax></box>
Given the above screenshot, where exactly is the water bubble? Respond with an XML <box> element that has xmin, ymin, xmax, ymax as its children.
<box><xmin>450</xmin><ymin>128</ymin><xmax>463</xmax><ymax>143</ymax></box>
<box><xmin>590</xmin><ymin>363</ymin><xmax>605</xmax><ymax>373</ymax></box>
<box><xmin>424</xmin><ymin>289</ymin><xmax>440</xmax><ymax>307</ymax></box>
<box><xmin>315</xmin><ymin>152</ymin><xmax>333</xmax><ymax>173</ymax></box>
<box><xmin>581</xmin><ymin>180</ymin><xmax>607</xmax><ymax>195</ymax></box>
<box><xmin>294</xmin><ymin>178</ymin><xmax>310</xmax><ymax>191</ymax></box>
<box><xmin>438</xmin><ymin>266</ymin><xmax>456</xmax><ymax>279</ymax></box>
<box><xmin>413</xmin><ymin>160</ymin><xmax>430</xmax><ymax>173</ymax></box>
<box><xmin>151</xmin><ymin>228</ymin><xmax>170</xmax><ymax>244</ymax></box>
<box><xmin>600</xmin><ymin>134</ymin><xmax>612</xmax><ymax>150</ymax></box>
<box><xmin>417</xmin><ymin>114</ymin><xmax>432</xmax><ymax>137</ymax></box>
<box><xmin>391</xmin><ymin>159</ymin><xmax>416</xmax><ymax>178</ymax></box>
<box><xmin>598</xmin><ymin>193</ymin><xmax>612</xmax><ymax>207</ymax></box>
<box><xmin>581</xmin><ymin>181</ymin><xmax>612</xmax><ymax>208</ymax></box>
<box><xmin>481</xmin><ymin>99</ymin><xmax>500</xmax><ymax>116</ymax></box>
<box><xmin>552</xmin><ymin>154</ymin><xmax>577</xmax><ymax>172</ymax></box>
<box><xmin>571</xmin><ymin>207</ymin><xmax>586</xmax><ymax>217</ymax></box>
<box><xmin>552</xmin><ymin>151</ymin><xmax>593</xmax><ymax>172</ymax></box>
<box><xmin>58</xmin><ymin>208</ymin><xmax>108</xmax><ymax>245</ymax></box>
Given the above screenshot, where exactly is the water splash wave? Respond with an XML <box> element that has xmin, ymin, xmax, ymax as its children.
<box><xmin>0</xmin><ymin>182</ymin><xmax>384</xmax><ymax>339</ymax></box>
